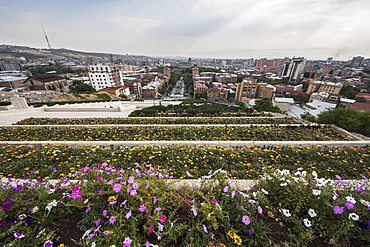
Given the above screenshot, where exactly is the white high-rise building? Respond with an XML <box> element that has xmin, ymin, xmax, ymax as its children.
<box><xmin>280</xmin><ymin>57</ymin><xmax>306</xmax><ymax>83</ymax></box>
<box><xmin>88</xmin><ymin>64</ymin><xmax>120</xmax><ymax>90</ymax></box>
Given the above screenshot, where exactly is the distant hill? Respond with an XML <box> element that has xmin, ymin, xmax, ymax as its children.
<box><xmin>0</xmin><ymin>44</ymin><xmax>130</xmax><ymax>60</ymax></box>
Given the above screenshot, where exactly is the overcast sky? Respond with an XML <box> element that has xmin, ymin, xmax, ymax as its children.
<box><xmin>1</xmin><ymin>0</ymin><xmax>370</xmax><ymax>60</ymax></box>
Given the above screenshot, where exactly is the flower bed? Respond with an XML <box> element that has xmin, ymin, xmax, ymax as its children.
<box><xmin>0</xmin><ymin>145</ymin><xmax>369</xmax><ymax>180</ymax></box>
<box><xmin>1</xmin><ymin>162</ymin><xmax>369</xmax><ymax>246</ymax></box>
<box><xmin>0</xmin><ymin>126</ymin><xmax>354</xmax><ymax>141</ymax></box>
<box><xmin>14</xmin><ymin>117</ymin><xmax>297</xmax><ymax>125</ymax></box>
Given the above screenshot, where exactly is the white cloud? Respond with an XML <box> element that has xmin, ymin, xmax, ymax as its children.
<box><xmin>108</xmin><ymin>15</ymin><xmax>161</xmax><ymax>33</ymax></box>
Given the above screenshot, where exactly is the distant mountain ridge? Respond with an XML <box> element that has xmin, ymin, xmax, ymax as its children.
<box><xmin>0</xmin><ymin>44</ymin><xmax>149</xmax><ymax>61</ymax></box>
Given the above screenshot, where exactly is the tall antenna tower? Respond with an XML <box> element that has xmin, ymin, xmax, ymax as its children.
<box><xmin>42</xmin><ymin>25</ymin><xmax>52</xmax><ymax>49</ymax></box>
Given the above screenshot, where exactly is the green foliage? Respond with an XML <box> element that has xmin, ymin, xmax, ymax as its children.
<box><xmin>317</xmin><ymin>107</ymin><xmax>370</xmax><ymax>137</ymax></box>
<box><xmin>0</xmin><ymin>102</ymin><xmax>11</xmax><ymax>106</ymax></box>
<box><xmin>292</xmin><ymin>94</ymin><xmax>309</xmax><ymax>104</ymax></box>
<box><xmin>95</xmin><ymin>93</ymin><xmax>112</xmax><ymax>101</ymax></box>
<box><xmin>340</xmin><ymin>84</ymin><xmax>361</xmax><ymax>99</ymax></box>
<box><xmin>355</xmin><ymin>97</ymin><xmax>367</xmax><ymax>103</ymax></box>
<box><xmin>69</xmin><ymin>80</ymin><xmax>96</xmax><ymax>94</ymax></box>
<box><xmin>258</xmin><ymin>169</ymin><xmax>370</xmax><ymax>246</ymax></box>
<box><xmin>301</xmin><ymin>112</ymin><xmax>317</xmax><ymax>122</ymax></box>
<box><xmin>253</xmin><ymin>99</ymin><xmax>282</xmax><ymax>113</ymax></box>
<box><xmin>130</xmin><ymin>100</ymin><xmax>254</xmax><ymax>117</ymax></box>
<box><xmin>26</xmin><ymin>64</ymin><xmax>86</xmax><ymax>76</ymax></box>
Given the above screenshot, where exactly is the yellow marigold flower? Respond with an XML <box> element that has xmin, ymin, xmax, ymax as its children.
<box><xmin>219</xmin><ymin>244</ymin><xmax>226</xmax><ymax>247</ymax></box>
<box><xmin>108</xmin><ymin>196</ymin><xmax>116</xmax><ymax>202</ymax></box>
<box><xmin>268</xmin><ymin>211</ymin><xmax>275</xmax><ymax>218</ymax></box>
<box><xmin>227</xmin><ymin>230</ymin><xmax>235</xmax><ymax>239</ymax></box>
<box><xmin>234</xmin><ymin>235</ymin><xmax>242</xmax><ymax>245</ymax></box>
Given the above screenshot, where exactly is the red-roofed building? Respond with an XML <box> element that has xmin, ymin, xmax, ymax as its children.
<box><xmin>356</xmin><ymin>93</ymin><xmax>370</xmax><ymax>100</ymax></box>
<box><xmin>124</xmin><ymin>82</ymin><xmax>142</xmax><ymax>97</ymax></box>
<box><xmin>207</xmin><ymin>88</ymin><xmax>228</xmax><ymax>102</ymax></box>
<box><xmin>99</xmin><ymin>86</ymin><xmax>130</xmax><ymax>97</ymax></box>
<box><xmin>347</xmin><ymin>102</ymin><xmax>370</xmax><ymax>111</ymax></box>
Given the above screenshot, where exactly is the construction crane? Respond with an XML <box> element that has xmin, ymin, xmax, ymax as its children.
<box><xmin>42</xmin><ymin>25</ymin><xmax>52</xmax><ymax>49</ymax></box>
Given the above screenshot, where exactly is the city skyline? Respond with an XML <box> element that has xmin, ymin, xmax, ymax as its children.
<box><xmin>1</xmin><ymin>0</ymin><xmax>370</xmax><ymax>61</ymax></box>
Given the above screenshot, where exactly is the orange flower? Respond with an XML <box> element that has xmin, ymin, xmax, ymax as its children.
<box><xmin>268</xmin><ymin>211</ymin><xmax>275</xmax><ymax>218</ymax></box>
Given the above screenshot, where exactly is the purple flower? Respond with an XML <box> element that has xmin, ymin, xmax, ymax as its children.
<box><xmin>71</xmin><ymin>186</ymin><xmax>80</xmax><ymax>192</ymax></box>
<box><xmin>191</xmin><ymin>205</ymin><xmax>198</xmax><ymax>217</ymax></box>
<box><xmin>241</xmin><ymin>215</ymin><xmax>251</xmax><ymax>225</ymax></box>
<box><xmin>139</xmin><ymin>205</ymin><xmax>147</xmax><ymax>212</ymax></box>
<box><xmin>223</xmin><ymin>186</ymin><xmax>229</xmax><ymax>193</ymax></box>
<box><xmin>144</xmin><ymin>183</ymin><xmax>150</xmax><ymax>190</ymax></box>
<box><xmin>346</xmin><ymin>201</ymin><xmax>355</xmax><ymax>210</ymax></box>
<box><xmin>127</xmin><ymin>176</ymin><xmax>135</xmax><ymax>184</ymax></box>
<box><xmin>123</xmin><ymin>237</ymin><xmax>132</xmax><ymax>247</ymax></box>
<box><xmin>202</xmin><ymin>224</ymin><xmax>208</xmax><ymax>233</ymax></box>
<box><xmin>0</xmin><ymin>221</ymin><xmax>8</xmax><ymax>226</ymax></box>
<box><xmin>36</xmin><ymin>178</ymin><xmax>46</xmax><ymax>183</ymax></box>
<box><xmin>154</xmin><ymin>207</ymin><xmax>162</xmax><ymax>212</ymax></box>
<box><xmin>186</xmin><ymin>171</ymin><xmax>192</xmax><ymax>177</ymax></box>
<box><xmin>113</xmin><ymin>184</ymin><xmax>122</xmax><ymax>192</ymax></box>
<box><xmin>14</xmin><ymin>185</ymin><xmax>23</xmax><ymax>191</ymax></box>
<box><xmin>149</xmin><ymin>224</ymin><xmax>153</xmax><ymax>233</ymax></box>
<box><xmin>2</xmin><ymin>203</ymin><xmax>12</xmax><ymax>211</ymax></box>
<box><xmin>248</xmin><ymin>229</ymin><xmax>254</xmax><ymax>236</ymax></box>
<box><xmin>356</xmin><ymin>187</ymin><xmax>363</xmax><ymax>192</ymax></box>
<box><xmin>144</xmin><ymin>241</ymin><xmax>151</xmax><ymax>247</ymax></box>
<box><xmin>129</xmin><ymin>189</ymin><xmax>137</xmax><ymax>196</ymax></box>
<box><xmin>43</xmin><ymin>241</ymin><xmax>53</xmax><ymax>247</ymax></box>
<box><xmin>14</xmin><ymin>232</ymin><xmax>25</xmax><ymax>238</ymax></box>
<box><xmin>120</xmin><ymin>200</ymin><xmax>127</xmax><ymax>207</ymax></box>
<box><xmin>71</xmin><ymin>192</ymin><xmax>83</xmax><ymax>199</ymax></box>
<box><xmin>153</xmin><ymin>197</ymin><xmax>157</xmax><ymax>204</ymax></box>
<box><xmin>358</xmin><ymin>220</ymin><xmax>370</xmax><ymax>230</ymax></box>
<box><xmin>258</xmin><ymin>206</ymin><xmax>263</xmax><ymax>215</ymax></box>
<box><xmin>125</xmin><ymin>210</ymin><xmax>132</xmax><ymax>219</ymax></box>
<box><xmin>109</xmin><ymin>216</ymin><xmax>116</xmax><ymax>224</ymax></box>
<box><xmin>93</xmin><ymin>219</ymin><xmax>101</xmax><ymax>226</ymax></box>
<box><xmin>297</xmin><ymin>167</ymin><xmax>304</xmax><ymax>171</ymax></box>
<box><xmin>85</xmin><ymin>207</ymin><xmax>91</xmax><ymax>213</ymax></box>
<box><xmin>102</xmin><ymin>230</ymin><xmax>110</xmax><ymax>236</ymax></box>
<box><xmin>211</xmin><ymin>199</ymin><xmax>219</xmax><ymax>204</ymax></box>
<box><xmin>159</xmin><ymin>215</ymin><xmax>167</xmax><ymax>223</ymax></box>
<box><xmin>158</xmin><ymin>223</ymin><xmax>164</xmax><ymax>232</ymax></box>
<box><xmin>86</xmin><ymin>233</ymin><xmax>95</xmax><ymax>239</ymax></box>
<box><xmin>102</xmin><ymin>210</ymin><xmax>107</xmax><ymax>217</ymax></box>
<box><xmin>334</xmin><ymin>206</ymin><xmax>344</xmax><ymax>214</ymax></box>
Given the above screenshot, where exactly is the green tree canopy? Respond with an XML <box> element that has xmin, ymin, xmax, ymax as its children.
<box><xmin>69</xmin><ymin>80</ymin><xmax>96</xmax><ymax>94</ymax></box>
<box><xmin>253</xmin><ymin>99</ymin><xmax>282</xmax><ymax>113</ymax></box>
<box><xmin>317</xmin><ymin>107</ymin><xmax>370</xmax><ymax>137</ymax></box>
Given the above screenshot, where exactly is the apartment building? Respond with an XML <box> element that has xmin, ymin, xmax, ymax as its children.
<box><xmin>255</xmin><ymin>58</ymin><xmax>283</xmax><ymax>73</ymax></box>
<box><xmin>207</xmin><ymin>88</ymin><xmax>228</xmax><ymax>102</ymax></box>
<box><xmin>235</xmin><ymin>79</ymin><xmax>275</xmax><ymax>102</ymax></box>
<box><xmin>280</xmin><ymin>57</ymin><xmax>306</xmax><ymax>82</ymax></box>
<box><xmin>306</xmin><ymin>81</ymin><xmax>343</xmax><ymax>94</ymax></box>
<box><xmin>88</xmin><ymin>64</ymin><xmax>120</xmax><ymax>91</ymax></box>
<box><xmin>194</xmin><ymin>82</ymin><xmax>208</xmax><ymax>95</ymax></box>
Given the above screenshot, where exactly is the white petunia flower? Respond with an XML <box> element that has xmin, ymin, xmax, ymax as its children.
<box><xmin>312</xmin><ymin>189</ymin><xmax>321</xmax><ymax>196</ymax></box>
<box><xmin>346</xmin><ymin>195</ymin><xmax>356</xmax><ymax>204</ymax></box>
<box><xmin>348</xmin><ymin>213</ymin><xmax>360</xmax><ymax>221</ymax></box>
<box><xmin>279</xmin><ymin>208</ymin><xmax>291</xmax><ymax>217</ymax></box>
<box><xmin>303</xmin><ymin>218</ymin><xmax>312</xmax><ymax>227</ymax></box>
<box><xmin>308</xmin><ymin>209</ymin><xmax>317</xmax><ymax>218</ymax></box>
